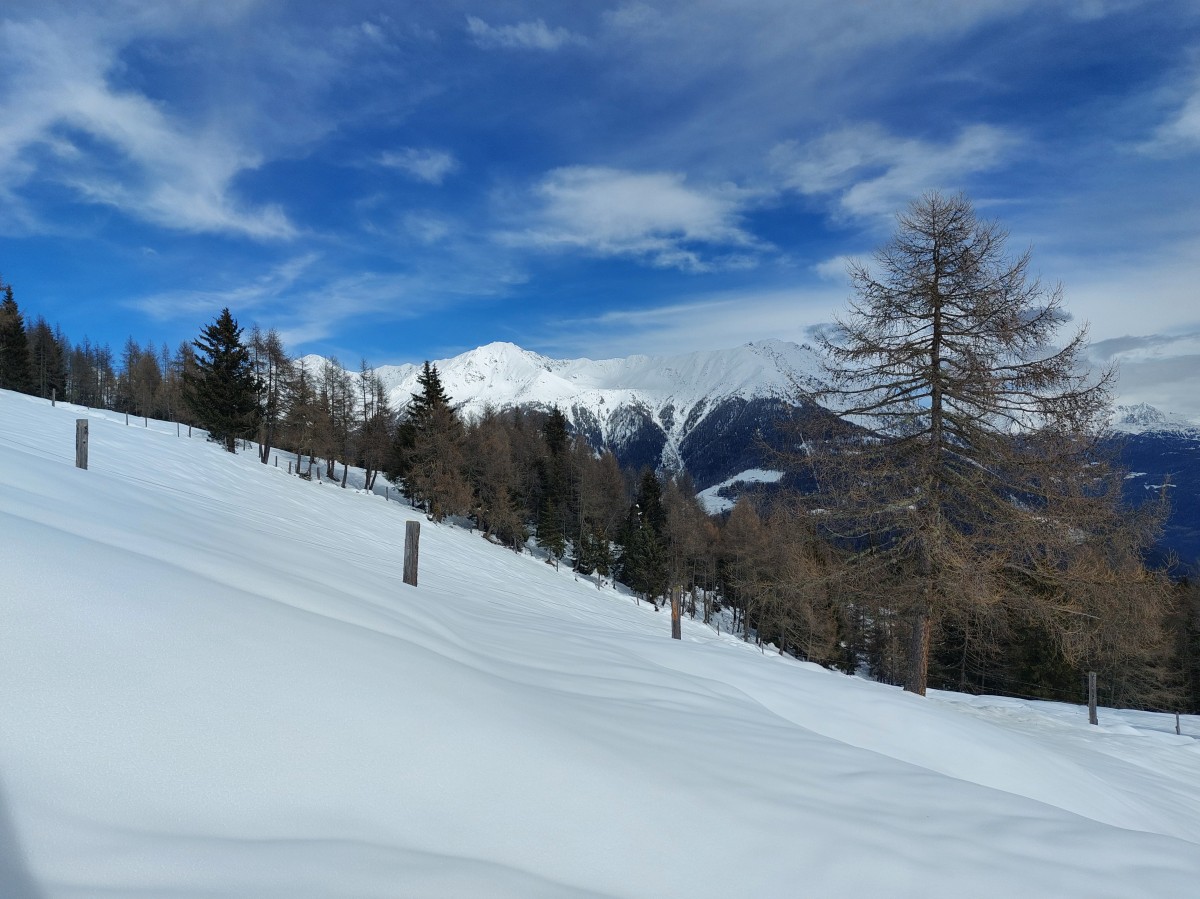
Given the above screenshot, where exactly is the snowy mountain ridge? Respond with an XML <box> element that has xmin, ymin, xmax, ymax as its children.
<box><xmin>369</xmin><ymin>338</ymin><xmax>822</xmax><ymax>421</ymax></box>
<box><xmin>1110</xmin><ymin>402</ymin><xmax>1200</xmax><ymax>435</ymax></box>
<box><xmin>303</xmin><ymin>339</ymin><xmax>826</xmax><ymax>485</ymax></box>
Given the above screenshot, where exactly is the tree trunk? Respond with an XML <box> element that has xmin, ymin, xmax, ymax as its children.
<box><xmin>905</xmin><ymin>601</ymin><xmax>932</xmax><ymax>696</ymax></box>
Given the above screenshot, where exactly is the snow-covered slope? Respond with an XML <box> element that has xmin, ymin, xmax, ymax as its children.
<box><xmin>4</xmin><ymin>388</ymin><xmax>1200</xmax><ymax>897</ymax></box>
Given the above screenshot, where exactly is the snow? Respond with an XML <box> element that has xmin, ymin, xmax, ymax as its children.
<box><xmin>369</xmin><ymin>339</ymin><xmax>824</xmax><ymax>448</ymax></box>
<box><xmin>3</xmin><ymin>388</ymin><xmax>1200</xmax><ymax>898</ymax></box>
<box><xmin>696</xmin><ymin>468</ymin><xmax>783</xmax><ymax>514</ymax></box>
<box><xmin>1109</xmin><ymin>402</ymin><xmax>1200</xmax><ymax>434</ymax></box>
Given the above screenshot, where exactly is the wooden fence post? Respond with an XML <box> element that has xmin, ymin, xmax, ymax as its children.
<box><xmin>75</xmin><ymin>419</ymin><xmax>88</xmax><ymax>470</ymax></box>
<box><xmin>671</xmin><ymin>585</ymin><xmax>682</xmax><ymax>640</ymax></box>
<box><xmin>51</xmin><ymin>387</ymin><xmax>56</xmax><ymax>407</ymax></box>
<box><xmin>1087</xmin><ymin>671</ymin><xmax>1098</xmax><ymax>726</ymax></box>
<box><xmin>403</xmin><ymin>521</ymin><xmax>420</xmax><ymax>587</ymax></box>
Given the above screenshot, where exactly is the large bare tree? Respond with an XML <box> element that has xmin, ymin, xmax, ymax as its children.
<box><xmin>812</xmin><ymin>192</ymin><xmax>1165</xmax><ymax>695</ymax></box>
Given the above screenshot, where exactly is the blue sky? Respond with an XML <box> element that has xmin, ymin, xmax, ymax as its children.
<box><xmin>1</xmin><ymin>1</ymin><xmax>1199</xmax><ymax>411</ymax></box>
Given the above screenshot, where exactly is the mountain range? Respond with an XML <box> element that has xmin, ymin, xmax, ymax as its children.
<box><xmin>306</xmin><ymin>340</ymin><xmax>1200</xmax><ymax>566</ymax></box>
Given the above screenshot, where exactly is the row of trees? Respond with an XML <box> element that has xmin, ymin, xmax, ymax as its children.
<box><xmin>0</xmin><ymin>276</ymin><xmax>200</xmax><ymax>419</ymax></box>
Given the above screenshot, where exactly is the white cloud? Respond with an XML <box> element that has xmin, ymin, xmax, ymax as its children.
<box><xmin>1142</xmin><ymin>69</ymin><xmax>1200</xmax><ymax>155</ymax></box>
<box><xmin>0</xmin><ymin>12</ymin><xmax>295</xmax><ymax>239</ymax></box>
<box><xmin>813</xmin><ymin>255</ymin><xmax>856</xmax><ymax>282</ymax></box>
<box><xmin>465</xmin><ymin>15</ymin><xmax>583</xmax><ymax>51</ymax></box>
<box><xmin>505</xmin><ymin>166</ymin><xmax>766</xmax><ymax>271</ymax></box>
<box><xmin>1088</xmin><ymin>333</ymin><xmax>1200</xmax><ymax>420</ymax></box>
<box><xmin>535</xmin><ymin>285</ymin><xmax>843</xmax><ymax>358</ymax></box>
<box><xmin>377</xmin><ymin>148</ymin><xmax>460</xmax><ymax>185</ymax></box>
<box><xmin>770</xmin><ymin>123</ymin><xmax>1020</xmax><ymax>219</ymax></box>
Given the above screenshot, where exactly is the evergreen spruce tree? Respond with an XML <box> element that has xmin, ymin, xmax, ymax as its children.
<box><xmin>27</xmin><ymin>316</ymin><xmax>66</xmax><ymax>400</ymax></box>
<box><xmin>617</xmin><ymin>471</ymin><xmax>670</xmax><ymax>604</ymax></box>
<box><xmin>182</xmin><ymin>308</ymin><xmax>260</xmax><ymax>453</ymax></box>
<box><xmin>0</xmin><ymin>284</ymin><xmax>34</xmax><ymax>394</ymax></box>
<box><xmin>388</xmin><ymin>362</ymin><xmax>471</xmax><ymax>520</ymax></box>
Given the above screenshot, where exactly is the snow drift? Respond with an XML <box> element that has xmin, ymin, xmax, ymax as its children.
<box><xmin>2</xmin><ymin>388</ymin><xmax>1199</xmax><ymax>898</ymax></box>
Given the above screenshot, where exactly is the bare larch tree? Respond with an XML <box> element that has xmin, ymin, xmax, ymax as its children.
<box><xmin>812</xmin><ymin>192</ymin><xmax>1165</xmax><ymax>696</ymax></box>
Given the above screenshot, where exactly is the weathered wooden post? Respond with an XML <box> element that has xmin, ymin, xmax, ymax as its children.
<box><xmin>125</xmin><ymin>411</ymin><xmax>129</xmax><ymax>426</ymax></box>
<box><xmin>75</xmin><ymin>419</ymin><xmax>88</xmax><ymax>470</ymax></box>
<box><xmin>1087</xmin><ymin>671</ymin><xmax>1098</xmax><ymax>726</ymax></box>
<box><xmin>403</xmin><ymin>521</ymin><xmax>420</xmax><ymax>587</ymax></box>
<box><xmin>176</xmin><ymin>422</ymin><xmax>180</xmax><ymax>437</ymax></box>
<box><xmin>671</xmin><ymin>585</ymin><xmax>682</xmax><ymax>640</ymax></box>
<box><xmin>51</xmin><ymin>387</ymin><xmax>56</xmax><ymax>407</ymax></box>
<box><xmin>288</xmin><ymin>461</ymin><xmax>293</xmax><ymax>475</ymax></box>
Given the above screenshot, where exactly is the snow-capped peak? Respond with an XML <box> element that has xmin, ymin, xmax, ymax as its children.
<box><xmin>1110</xmin><ymin>403</ymin><xmax>1200</xmax><ymax>434</ymax></box>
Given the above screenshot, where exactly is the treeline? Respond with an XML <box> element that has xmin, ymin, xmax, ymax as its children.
<box><xmin>0</xmin><ymin>277</ymin><xmax>195</xmax><ymax>419</ymax></box>
<box><xmin>5</xmin><ymin>283</ymin><xmax>1198</xmax><ymax>713</ymax></box>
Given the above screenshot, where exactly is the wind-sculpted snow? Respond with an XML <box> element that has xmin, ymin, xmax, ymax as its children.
<box><xmin>3</xmin><ymin>388</ymin><xmax>1200</xmax><ymax>898</ymax></box>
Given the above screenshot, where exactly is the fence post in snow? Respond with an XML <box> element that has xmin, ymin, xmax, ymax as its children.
<box><xmin>75</xmin><ymin>419</ymin><xmax>88</xmax><ymax>470</ymax></box>
<box><xmin>671</xmin><ymin>586</ymin><xmax>682</xmax><ymax>640</ymax></box>
<box><xmin>1088</xmin><ymin>671</ymin><xmax>1098</xmax><ymax>726</ymax></box>
<box><xmin>403</xmin><ymin>521</ymin><xmax>420</xmax><ymax>587</ymax></box>
<box><xmin>51</xmin><ymin>387</ymin><xmax>56</xmax><ymax>407</ymax></box>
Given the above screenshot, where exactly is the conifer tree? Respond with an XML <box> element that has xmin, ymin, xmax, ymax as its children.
<box><xmin>27</xmin><ymin>316</ymin><xmax>66</xmax><ymax>400</ymax></box>
<box><xmin>0</xmin><ymin>284</ymin><xmax>34</xmax><ymax>394</ymax></box>
<box><xmin>182</xmin><ymin>308</ymin><xmax>260</xmax><ymax>453</ymax></box>
<box><xmin>389</xmin><ymin>362</ymin><xmax>470</xmax><ymax>520</ymax></box>
<box><xmin>809</xmin><ymin>192</ymin><xmax>1164</xmax><ymax>695</ymax></box>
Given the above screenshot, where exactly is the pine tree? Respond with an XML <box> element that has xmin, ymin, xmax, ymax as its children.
<box><xmin>182</xmin><ymin>308</ymin><xmax>260</xmax><ymax>453</ymax></box>
<box><xmin>0</xmin><ymin>284</ymin><xmax>34</xmax><ymax>394</ymax></box>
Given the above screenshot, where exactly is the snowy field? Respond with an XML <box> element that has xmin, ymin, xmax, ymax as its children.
<box><xmin>2</xmin><ymin>388</ymin><xmax>1200</xmax><ymax>898</ymax></box>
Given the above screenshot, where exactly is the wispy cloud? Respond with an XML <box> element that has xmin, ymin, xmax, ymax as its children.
<box><xmin>503</xmin><ymin>166</ymin><xmax>766</xmax><ymax>271</ymax></box>
<box><xmin>770</xmin><ymin>123</ymin><xmax>1020</xmax><ymax>220</ymax></box>
<box><xmin>1141</xmin><ymin>67</ymin><xmax>1200</xmax><ymax>155</ymax></box>
<box><xmin>465</xmin><ymin>15</ymin><xmax>583</xmax><ymax>51</ymax></box>
<box><xmin>129</xmin><ymin>254</ymin><xmax>321</xmax><ymax>321</ymax></box>
<box><xmin>534</xmin><ymin>285</ymin><xmax>843</xmax><ymax>358</ymax></box>
<box><xmin>377</xmin><ymin>147</ymin><xmax>460</xmax><ymax>184</ymax></box>
<box><xmin>0</xmin><ymin>12</ymin><xmax>297</xmax><ymax>239</ymax></box>
<box><xmin>1089</xmin><ymin>332</ymin><xmax>1200</xmax><ymax>419</ymax></box>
